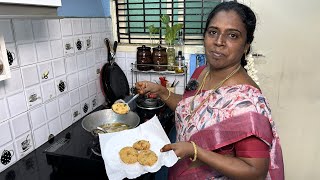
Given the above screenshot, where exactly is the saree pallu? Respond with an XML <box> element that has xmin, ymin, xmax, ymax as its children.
<box><xmin>168</xmin><ymin>112</ymin><xmax>284</xmax><ymax>180</ymax></box>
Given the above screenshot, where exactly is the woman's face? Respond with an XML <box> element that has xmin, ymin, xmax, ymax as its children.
<box><xmin>204</xmin><ymin>10</ymin><xmax>249</xmax><ymax>70</ymax></box>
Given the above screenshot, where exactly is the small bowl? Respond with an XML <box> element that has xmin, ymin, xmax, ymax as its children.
<box><xmin>143</xmin><ymin>98</ymin><xmax>158</xmax><ymax>107</ymax></box>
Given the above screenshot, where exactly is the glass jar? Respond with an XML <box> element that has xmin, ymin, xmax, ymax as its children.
<box><xmin>137</xmin><ymin>45</ymin><xmax>152</xmax><ymax>71</ymax></box>
<box><xmin>175</xmin><ymin>51</ymin><xmax>185</xmax><ymax>73</ymax></box>
<box><xmin>166</xmin><ymin>45</ymin><xmax>175</xmax><ymax>71</ymax></box>
<box><xmin>152</xmin><ymin>45</ymin><xmax>167</xmax><ymax>71</ymax></box>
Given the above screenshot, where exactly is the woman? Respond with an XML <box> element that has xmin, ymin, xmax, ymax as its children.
<box><xmin>136</xmin><ymin>2</ymin><xmax>284</xmax><ymax>180</ymax></box>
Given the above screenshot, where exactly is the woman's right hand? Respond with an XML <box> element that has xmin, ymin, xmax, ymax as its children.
<box><xmin>135</xmin><ymin>81</ymin><xmax>164</xmax><ymax>96</ymax></box>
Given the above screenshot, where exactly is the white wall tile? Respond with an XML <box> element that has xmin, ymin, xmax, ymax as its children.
<box><xmin>38</xmin><ymin>61</ymin><xmax>53</xmax><ymax>82</ymax></box>
<box><xmin>87</xmin><ymin>66</ymin><xmax>96</xmax><ymax>82</ymax></box>
<box><xmin>60</xmin><ymin>19</ymin><xmax>73</xmax><ymax>37</ymax></box>
<box><xmin>21</xmin><ymin>65</ymin><xmax>39</xmax><ymax>88</ymax></box>
<box><xmin>14</xmin><ymin>132</ymin><xmax>34</xmax><ymax>159</ymax></box>
<box><xmin>0</xmin><ymin>98</ymin><xmax>9</xmax><ymax>123</ymax></box>
<box><xmin>48</xmin><ymin>117</ymin><xmax>62</xmax><ymax>136</ymax></box>
<box><xmin>81</xmin><ymin>99</ymin><xmax>90</xmax><ymax>116</ymax></box>
<box><xmin>67</xmin><ymin>72</ymin><xmax>79</xmax><ymax>90</ymax></box>
<box><xmin>45</xmin><ymin>99</ymin><xmax>59</xmax><ymax>121</ymax></box>
<box><xmin>32</xmin><ymin>20</ymin><xmax>49</xmax><ymax>41</ymax></box>
<box><xmin>60</xmin><ymin>110</ymin><xmax>72</xmax><ymax>129</ymax></box>
<box><xmin>50</xmin><ymin>40</ymin><xmax>63</xmax><ymax>59</ymax></box>
<box><xmin>97</xmin><ymin>92</ymin><xmax>104</xmax><ymax>106</ymax></box>
<box><xmin>72</xmin><ymin>18</ymin><xmax>82</xmax><ymax>35</ymax></box>
<box><xmin>116</xmin><ymin>57</ymin><xmax>126</xmax><ymax>71</ymax></box>
<box><xmin>90</xmin><ymin>19</ymin><xmax>99</xmax><ymax>33</ymax></box>
<box><xmin>82</xmin><ymin>18</ymin><xmax>91</xmax><ymax>34</ymax></box>
<box><xmin>0</xmin><ymin>143</ymin><xmax>17</xmax><ymax>172</ymax></box>
<box><xmin>10</xmin><ymin>113</ymin><xmax>30</xmax><ymax>138</ymax></box>
<box><xmin>5</xmin><ymin>43</ymin><xmax>19</xmax><ymax>68</ymax></box>
<box><xmin>92</xmin><ymin>33</ymin><xmax>101</xmax><ymax>49</ymax></box>
<box><xmin>25</xmin><ymin>85</ymin><xmax>42</xmax><ymax>109</ymax></box>
<box><xmin>89</xmin><ymin>95</ymin><xmax>98</xmax><ymax>110</ymax></box>
<box><xmin>71</xmin><ymin>104</ymin><xmax>82</xmax><ymax>122</ymax></box>
<box><xmin>69</xmin><ymin>89</ymin><xmax>80</xmax><ymax>107</ymax></box>
<box><xmin>55</xmin><ymin>76</ymin><xmax>68</xmax><ymax>95</ymax></box>
<box><xmin>58</xmin><ymin>93</ymin><xmax>70</xmax><ymax>113</ymax></box>
<box><xmin>0</xmin><ymin>121</ymin><xmax>12</xmax><ymax>147</ymax></box>
<box><xmin>65</xmin><ymin>55</ymin><xmax>77</xmax><ymax>74</ymax></box>
<box><xmin>7</xmin><ymin>92</ymin><xmax>27</xmax><ymax>117</ymax></box>
<box><xmin>33</xmin><ymin>124</ymin><xmax>49</xmax><ymax>148</ymax></box>
<box><xmin>62</xmin><ymin>38</ymin><xmax>74</xmax><ymax>55</ymax></box>
<box><xmin>3</xmin><ymin>69</ymin><xmax>23</xmax><ymax>95</ymax></box>
<box><xmin>12</xmin><ymin>19</ymin><xmax>33</xmax><ymax>44</ymax></box>
<box><xmin>41</xmin><ymin>80</ymin><xmax>56</xmax><ymax>102</ymax></box>
<box><xmin>47</xmin><ymin>19</ymin><xmax>62</xmax><ymax>40</ymax></box>
<box><xmin>84</xmin><ymin>35</ymin><xmax>92</xmax><ymax>50</ymax></box>
<box><xmin>96</xmin><ymin>79</ymin><xmax>101</xmax><ymax>93</ymax></box>
<box><xmin>94</xmin><ymin>48</ymin><xmax>102</xmax><ymax>63</ymax></box>
<box><xmin>100</xmin><ymin>47</ymin><xmax>108</xmax><ymax>61</ymax></box>
<box><xmin>0</xmin><ymin>19</ymin><xmax>14</xmax><ymax>43</ymax></box>
<box><xmin>17</xmin><ymin>43</ymin><xmax>37</xmax><ymax>66</ymax></box>
<box><xmin>79</xmin><ymin>85</ymin><xmax>88</xmax><ymax>101</ymax></box>
<box><xmin>74</xmin><ymin>37</ymin><xmax>84</xmax><ymax>52</ymax></box>
<box><xmin>78</xmin><ymin>69</ymin><xmax>88</xmax><ymax>86</ymax></box>
<box><xmin>52</xmin><ymin>58</ymin><xmax>65</xmax><ymax>77</ymax></box>
<box><xmin>29</xmin><ymin>105</ymin><xmax>47</xmax><ymax>130</ymax></box>
<box><xmin>86</xmin><ymin>50</ymin><xmax>95</xmax><ymax>67</ymax></box>
<box><xmin>137</xmin><ymin>73</ymin><xmax>151</xmax><ymax>81</ymax></box>
<box><xmin>76</xmin><ymin>53</ymin><xmax>86</xmax><ymax>70</ymax></box>
<box><xmin>35</xmin><ymin>41</ymin><xmax>52</xmax><ymax>62</ymax></box>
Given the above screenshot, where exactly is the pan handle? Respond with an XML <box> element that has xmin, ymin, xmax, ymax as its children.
<box><xmin>113</xmin><ymin>41</ymin><xmax>118</xmax><ymax>55</ymax></box>
<box><xmin>104</xmin><ymin>38</ymin><xmax>112</xmax><ymax>62</ymax></box>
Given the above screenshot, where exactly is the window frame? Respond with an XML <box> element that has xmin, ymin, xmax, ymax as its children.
<box><xmin>113</xmin><ymin>0</ymin><xmax>224</xmax><ymax>45</ymax></box>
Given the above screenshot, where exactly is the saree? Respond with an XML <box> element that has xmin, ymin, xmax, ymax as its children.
<box><xmin>168</xmin><ymin>83</ymin><xmax>284</xmax><ymax>180</ymax></box>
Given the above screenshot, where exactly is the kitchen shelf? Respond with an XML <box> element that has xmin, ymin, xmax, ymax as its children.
<box><xmin>131</xmin><ymin>63</ymin><xmax>187</xmax><ymax>75</ymax></box>
<box><xmin>130</xmin><ymin>63</ymin><xmax>188</xmax><ymax>93</ymax></box>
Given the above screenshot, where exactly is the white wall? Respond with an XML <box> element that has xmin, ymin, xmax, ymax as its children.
<box><xmin>0</xmin><ymin>17</ymin><xmax>112</xmax><ymax>173</ymax></box>
<box><xmin>242</xmin><ymin>0</ymin><xmax>320</xmax><ymax>179</ymax></box>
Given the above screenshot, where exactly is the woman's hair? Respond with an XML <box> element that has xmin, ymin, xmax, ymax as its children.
<box><xmin>204</xmin><ymin>2</ymin><xmax>257</xmax><ymax>67</ymax></box>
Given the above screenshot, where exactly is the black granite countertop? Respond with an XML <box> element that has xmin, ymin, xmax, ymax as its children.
<box><xmin>0</xmin><ymin>106</ymin><xmax>159</xmax><ymax>180</ymax></box>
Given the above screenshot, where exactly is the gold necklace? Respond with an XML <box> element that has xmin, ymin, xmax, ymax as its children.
<box><xmin>188</xmin><ymin>65</ymin><xmax>241</xmax><ymax>119</ymax></box>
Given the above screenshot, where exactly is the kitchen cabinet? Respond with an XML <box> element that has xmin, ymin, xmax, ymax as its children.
<box><xmin>0</xmin><ymin>0</ymin><xmax>61</xmax><ymax>7</ymax></box>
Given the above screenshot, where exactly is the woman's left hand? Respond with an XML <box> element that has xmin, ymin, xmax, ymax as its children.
<box><xmin>161</xmin><ymin>142</ymin><xmax>194</xmax><ymax>159</ymax></box>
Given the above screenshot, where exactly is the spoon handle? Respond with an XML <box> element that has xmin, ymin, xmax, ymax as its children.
<box><xmin>126</xmin><ymin>94</ymin><xmax>140</xmax><ymax>105</ymax></box>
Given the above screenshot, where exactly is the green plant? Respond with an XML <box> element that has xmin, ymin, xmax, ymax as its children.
<box><xmin>147</xmin><ymin>25</ymin><xmax>160</xmax><ymax>46</ymax></box>
<box><xmin>161</xmin><ymin>14</ymin><xmax>183</xmax><ymax>46</ymax></box>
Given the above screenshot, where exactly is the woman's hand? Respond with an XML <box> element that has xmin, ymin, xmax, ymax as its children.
<box><xmin>161</xmin><ymin>142</ymin><xmax>194</xmax><ymax>159</ymax></box>
<box><xmin>135</xmin><ymin>81</ymin><xmax>164</xmax><ymax>95</ymax></box>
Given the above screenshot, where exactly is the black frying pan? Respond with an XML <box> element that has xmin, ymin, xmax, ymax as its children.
<box><xmin>100</xmin><ymin>38</ymin><xmax>129</xmax><ymax>105</ymax></box>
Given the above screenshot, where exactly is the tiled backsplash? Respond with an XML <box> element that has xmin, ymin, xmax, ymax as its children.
<box><xmin>0</xmin><ymin>17</ymin><xmax>113</xmax><ymax>173</ymax></box>
<box><xmin>0</xmin><ymin>16</ymin><xmax>200</xmax><ymax>173</ymax></box>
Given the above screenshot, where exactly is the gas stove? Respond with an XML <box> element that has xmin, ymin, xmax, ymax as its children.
<box><xmin>44</xmin><ymin>106</ymin><xmax>174</xmax><ymax>179</ymax></box>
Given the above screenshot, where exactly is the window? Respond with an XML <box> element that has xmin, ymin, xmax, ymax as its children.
<box><xmin>115</xmin><ymin>0</ymin><xmax>222</xmax><ymax>45</ymax></box>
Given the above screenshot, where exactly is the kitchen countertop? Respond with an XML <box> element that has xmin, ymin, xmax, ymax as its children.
<box><xmin>0</xmin><ymin>106</ymin><xmax>157</xmax><ymax>180</ymax></box>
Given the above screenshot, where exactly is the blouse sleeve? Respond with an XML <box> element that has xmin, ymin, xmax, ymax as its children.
<box><xmin>235</xmin><ymin>136</ymin><xmax>270</xmax><ymax>158</ymax></box>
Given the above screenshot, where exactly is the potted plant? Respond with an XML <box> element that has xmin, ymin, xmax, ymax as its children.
<box><xmin>148</xmin><ymin>25</ymin><xmax>160</xmax><ymax>46</ymax></box>
<box><xmin>160</xmin><ymin>14</ymin><xmax>183</xmax><ymax>70</ymax></box>
<box><xmin>160</xmin><ymin>14</ymin><xmax>183</xmax><ymax>46</ymax></box>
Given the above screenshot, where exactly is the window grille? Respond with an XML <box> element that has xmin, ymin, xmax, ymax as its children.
<box><xmin>115</xmin><ymin>0</ymin><xmax>223</xmax><ymax>45</ymax></box>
